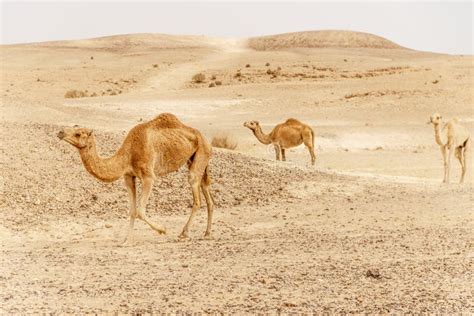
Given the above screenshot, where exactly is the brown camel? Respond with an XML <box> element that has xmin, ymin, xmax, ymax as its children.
<box><xmin>244</xmin><ymin>118</ymin><xmax>316</xmax><ymax>165</ymax></box>
<box><xmin>428</xmin><ymin>113</ymin><xmax>470</xmax><ymax>183</ymax></box>
<box><xmin>57</xmin><ymin>113</ymin><xmax>214</xmax><ymax>244</ymax></box>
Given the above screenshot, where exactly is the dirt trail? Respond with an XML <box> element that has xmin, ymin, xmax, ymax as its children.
<box><xmin>144</xmin><ymin>38</ymin><xmax>250</xmax><ymax>92</ymax></box>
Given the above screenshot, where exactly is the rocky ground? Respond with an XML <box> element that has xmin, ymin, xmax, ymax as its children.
<box><xmin>1</xmin><ymin>31</ymin><xmax>473</xmax><ymax>313</ymax></box>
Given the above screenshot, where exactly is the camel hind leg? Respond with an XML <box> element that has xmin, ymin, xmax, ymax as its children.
<box><xmin>201</xmin><ymin>166</ymin><xmax>214</xmax><ymax>238</ymax></box>
<box><xmin>460</xmin><ymin>139</ymin><xmax>471</xmax><ymax>184</ymax></box>
<box><xmin>302</xmin><ymin>128</ymin><xmax>316</xmax><ymax>165</ymax></box>
<box><xmin>180</xmin><ymin>152</ymin><xmax>209</xmax><ymax>239</ymax></box>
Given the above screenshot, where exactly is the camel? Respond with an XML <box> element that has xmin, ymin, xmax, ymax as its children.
<box><xmin>244</xmin><ymin>118</ymin><xmax>316</xmax><ymax>165</ymax></box>
<box><xmin>57</xmin><ymin>113</ymin><xmax>214</xmax><ymax>244</ymax></box>
<box><xmin>428</xmin><ymin>113</ymin><xmax>471</xmax><ymax>183</ymax></box>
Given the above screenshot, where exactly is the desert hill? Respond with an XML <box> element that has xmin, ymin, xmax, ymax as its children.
<box><xmin>6</xmin><ymin>33</ymin><xmax>213</xmax><ymax>51</ymax></box>
<box><xmin>248</xmin><ymin>30</ymin><xmax>404</xmax><ymax>50</ymax></box>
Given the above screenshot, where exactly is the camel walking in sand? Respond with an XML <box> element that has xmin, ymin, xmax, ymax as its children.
<box><xmin>58</xmin><ymin>113</ymin><xmax>214</xmax><ymax>244</ymax></box>
<box><xmin>428</xmin><ymin>113</ymin><xmax>471</xmax><ymax>183</ymax></box>
<box><xmin>244</xmin><ymin>118</ymin><xmax>316</xmax><ymax>165</ymax></box>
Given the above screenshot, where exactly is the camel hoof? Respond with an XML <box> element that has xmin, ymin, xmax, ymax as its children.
<box><xmin>203</xmin><ymin>233</ymin><xmax>213</xmax><ymax>240</ymax></box>
<box><xmin>178</xmin><ymin>232</ymin><xmax>189</xmax><ymax>239</ymax></box>
<box><xmin>120</xmin><ymin>240</ymin><xmax>131</xmax><ymax>247</ymax></box>
<box><xmin>158</xmin><ymin>228</ymin><xmax>166</xmax><ymax>235</ymax></box>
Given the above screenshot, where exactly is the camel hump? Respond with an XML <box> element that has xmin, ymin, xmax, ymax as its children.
<box><xmin>285</xmin><ymin>118</ymin><xmax>303</xmax><ymax>125</ymax></box>
<box><xmin>150</xmin><ymin>113</ymin><xmax>184</xmax><ymax>129</ymax></box>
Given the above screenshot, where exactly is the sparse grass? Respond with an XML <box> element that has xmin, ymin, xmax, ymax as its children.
<box><xmin>64</xmin><ymin>90</ymin><xmax>88</xmax><ymax>99</ymax></box>
<box><xmin>211</xmin><ymin>134</ymin><xmax>237</xmax><ymax>150</ymax></box>
<box><xmin>192</xmin><ymin>73</ymin><xmax>206</xmax><ymax>83</ymax></box>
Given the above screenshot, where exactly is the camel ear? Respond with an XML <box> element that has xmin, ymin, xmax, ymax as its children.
<box><xmin>87</xmin><ymin>130</ymin><xmax>93</xmax><ymax>136</ymax></box>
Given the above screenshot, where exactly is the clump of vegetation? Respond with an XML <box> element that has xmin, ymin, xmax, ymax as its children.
<box><xmin>211</xmin><ymin>134</ymin><xmax>238</xmax><ymax>150</ymax></box>
<box><xmin>209</xmin><ymin>82</ymin><xmax>215</xmax><ymax>88</ymax></box>
<box><xmin>64</xmin><ymin>90</ymin><xmax>88</xmax><ymax>99</ymax></box>
<box><xmin>245</xmin><ymin>64</ymin><xmax>251</xmax><ymax>68</ymax></box>
<box><xmin>192</xmin><ymin>73</ymin><xmax>206</xmax><ymax>83</ymax></box>
<box><xmin>234</xmin><ymin>70</ymin><xmax>242</xmax><ymax>78</ymax></box>
<box><xmin>215</xmin><ymin>81</ymin><xmax>222</xmax><ymax>86</ymax></box>
<box><xmin>152</xmin><ymin>64</ymin><xmax>159</xmax><ymax>68</ymax></box>
<box><xmin>211</xmin><ymin>75</ymin><xmax>217</xmax><ymax>80</ymax></box>
<box><xmin>265</xmin><ymin>62</ymin><xmax>270</xmax><ymax>66</ymax></box>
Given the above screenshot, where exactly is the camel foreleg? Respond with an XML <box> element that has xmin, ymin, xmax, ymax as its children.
<box><xmin>122</xmin><ymin>175</ymin><xmax>137</xmax><ymax>245</ymax></box>
<box><xmin>137</xmin><ymin>176</ymin><xmax>166</xmax><ymax>235</ymax></box>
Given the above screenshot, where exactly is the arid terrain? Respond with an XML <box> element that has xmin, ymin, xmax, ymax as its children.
<box><xmin>0</xmin><ymin>31</ymin><xmax>473</xmax><ymax>313</ymax></box>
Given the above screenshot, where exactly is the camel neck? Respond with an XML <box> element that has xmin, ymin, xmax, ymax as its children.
<box><xmin>78</xmin><ymin>137</ymin><xmax>128</xmax><ymax>182</ymax></box>
<box><xmin>432</xmin><ymin>123</ymin><xmax>446</xmax><ymax>146</ymax></box>
<box><xmin>253</xmin><ymin>126</ymin><xmax>272</xmax><ymax>145</ymax></box>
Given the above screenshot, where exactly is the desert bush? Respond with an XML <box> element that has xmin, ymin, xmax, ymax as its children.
<box><xmin>209</xmin><ymin>82</ymin><xmax>215</xmax><ymax>88</ymax></box>
<box><xmin>265</xmin><ymin>62</ymin><xmax>270</xmax><ymax>66</ymax></box>
<box><xmin>211</xmin><ymin>75</ymin><xmax>217</xmax><ymax>80</ymax></box>
<box><xmin>64</xmin><ymin>90</ymin><xmax>88</xmax><ymax>99</ymax></box>
<box><xmin>153</xmin><ymin>64</ymin><xmax>159</xmax><ymax>68</ymax></box>
<box><xmin>192</xmin><ymin>73</ymin><xmax>206</xmax><ymax>83</ymax></box>
<box><xmin>215</xmin><ymin>81</ymin><xmax>222</xmax><ymax>86</ymax></box>
<box><xmin>211</xmin><ymin>134</ymin><xmax>237</xmax><ymax>150</ymax></box>
<box><xmin>245</xmin><ymin>64</ymin><xmax>251</xmax><ymax>68</ymax></box>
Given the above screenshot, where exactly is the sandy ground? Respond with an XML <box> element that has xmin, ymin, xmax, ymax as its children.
<box><xmin>0</xmin><ymin>32</ymin><xmax>473</xmax><ymax>313</ymax></box>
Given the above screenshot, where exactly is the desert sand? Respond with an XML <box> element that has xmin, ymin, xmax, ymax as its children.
<box><xmin>0</xmin><ymin>31</ymin><xmax>473</xmax><ymax>313</ymax></box>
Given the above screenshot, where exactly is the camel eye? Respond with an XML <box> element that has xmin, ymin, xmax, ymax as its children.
<box><xmin>75</xmin><ymin>133</ymin><xmax>81</xmax><ymax>137</ymax></box>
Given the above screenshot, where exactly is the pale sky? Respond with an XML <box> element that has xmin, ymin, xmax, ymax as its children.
<box><xmin>1</xmin><ymin>1</ymin><xmax>472</xmax><ymax>54</ymax></box>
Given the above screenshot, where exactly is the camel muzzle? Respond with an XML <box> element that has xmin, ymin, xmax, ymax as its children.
<box><xmin>57</xmin><ymin>130</ymin><xmax>65</xmax><ymax>139</ymax></box>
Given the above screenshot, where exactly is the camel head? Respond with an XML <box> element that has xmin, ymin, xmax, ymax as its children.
<box><xmin>243</xmin><ymin>120</ymin><xmax>260</xmax><ymax>131</ymax></box>
<box><xmin>428</xmin><ymin>113</ymin><xmax>442</xmax><ymax>125</ymax></box>
<box><xmin>57</xmin><ymin>126</ymin><xmax>94</xmax><ymax>149</ymax></box>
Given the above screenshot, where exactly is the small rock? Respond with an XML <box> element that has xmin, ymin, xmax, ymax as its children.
<box><xmin>366</xmin><ymin>268</ymin><xmax>381</xmax><ymax>279</ymax></box>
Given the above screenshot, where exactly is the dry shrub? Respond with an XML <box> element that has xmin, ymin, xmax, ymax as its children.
<box><xmin>245</xmin><ymin>64</ymin><xmax>251</xmax><ymax>68</ymax></box>
<box><xmin>265</xmin><ymin>62</ymin><xmax>270</xmax><ymax>66</ymax></box>
<box><xmin>211</xmin><ymin>134</ymin><xmax>237</xmax><ymax>150</ymax></box>
<box><xmin>192</xmin><ymin>73</ymin><xmax>206</xmax><ymax>83</ymax></box>
<box><xmin>211</xmin><ymin>75</ymin><xmax>217</xmax><ymax>80</ymax></box>
<box><xmin>215</xmin><ymin>81</ymin><xmax>222</xmax><ymax>86</ymax></box>
<box><xmin>64</xmin><ymin>90</ymin><xmax>88</xmax><ymax>99</ymax></box>
<box><xmin>209</xmin><ymin>82</ymin><xmax>215</xmax><ymax>88</ymax></box>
